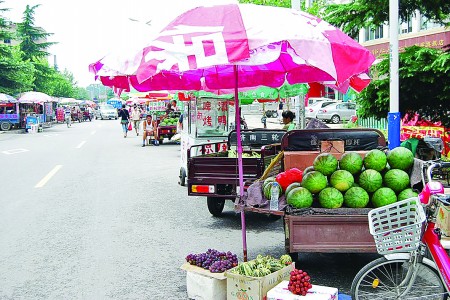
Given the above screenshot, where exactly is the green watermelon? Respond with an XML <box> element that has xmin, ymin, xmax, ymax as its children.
<box><xmin>344</xmin><ymin>187</ymin><xmax>369</xmax><ymax>208</ymax></box>
<box><xmin>383</xmin><ymin>169</ymin><xmax>410</xmax><ymax>192</ymax></box>
<box><xmin>318</xmin><ymin>187</ymin><xmax>344</xmax><ymax>208</ymax></box>
<box><xmin>398</xmin><ymin>188</ymin><xmax>419</xmax><ymax>201</ymax></box>
<box><xmin>285</xmin><ymin>182</ymin><xmax>302</xmax><ymax>196</ymax></box>
<box><xmin>313</xmin><ymin>153</ymin><xmax>338</xmax><ymax>176</ymax></box>
<box><xmin>363</xmin><ymin>149</ymin><xmax>387</xmax><ymax>172</ymax></box>
<box><xmin>301</xmin><ymin>171</ymin><xmax>328</xmax><ymax>194</ymax></box>
<box><xmin>287</xmin><ymin>187</ymin><xmax>313</xmax><ymax>209</ymax></box>
<box><xmin>372</xmin><ymin>187</ymin><xmax>397</xmax><ymax>208</ymax></box>
<box><xmin>359</xmin><ymin>169</ymin><xmax>383</xmax><ymax>193</ymax></box>
<box><xmin>387</xmin><ymin>147</ymin><xmax>414</xmax><ymax>171</ymax></box>
<box><xmin>339</xmin><ymin>152</ymin><xmax>363</xmax><ymax>175</ymax></box>
<box><xmin>303</xmin><ymin>166</ymin><xmax>315</xmax><ymax>175</ymax></box>
<box><xmin>263</xmin><ymin>182</ymin><xmax>282</xmax><ymax>200</ymax></box>
<box><xmin>330</xmin><ymin>170</ymin><xmax>354</xmax><ymax>192</ymax></box>
<box><xmin>263</xmin><ymin>177</ymin><xmax>276</xmax><ymax>189</ymax></box>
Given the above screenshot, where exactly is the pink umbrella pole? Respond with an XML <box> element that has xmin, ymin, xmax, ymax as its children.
<box><xmin>234</xmin><ymin>65</ymin><xmax>248</xmax><ymax>262</ymax></box>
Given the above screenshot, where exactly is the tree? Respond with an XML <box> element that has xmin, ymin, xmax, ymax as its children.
<box><xmin>357</xmin><ymin>46</ymin><xmax>450</xmax><ymax>126</ymax></box>
<box><xmin>16</xmin><ymin>4</ymin><xmax>56</xmax><ymax>61</ymax></box>
<box><xmin>325</xmin><ymin>0</ymin><xmax>450</xmax><ymax>38</ymax></box>
<box><xmin>0</xmin><ymin>2</ymin><xmax>35</xmax><ymax>95</ymax></box>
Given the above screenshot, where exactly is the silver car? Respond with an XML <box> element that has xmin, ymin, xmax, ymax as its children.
<box><xmin>316</xmin><ymin>102</ymin><xmax>356</xmax><ymax>124</ymax></box>
<box><xmin>98</xmin><ymin>104</ymin><xmax>118</xmax><ymax>120</ymax></box>
<box><xmin>305</xmin><ymin>101</ymin><xmax>337</xmax><ymax>119</ymax></box>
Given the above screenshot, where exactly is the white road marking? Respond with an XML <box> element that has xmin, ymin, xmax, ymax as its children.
<box><xmin>76</xmin><ymin>141</ymin><xmax>86</xmax><ymax>149</ymax></box>
<box><xmin>43</xmin><ymin>133</ymin><xmax>59</xmax><ymax>137</ymax></box>
<box><xmin>2</xmin><ymin>148</ymin><xmax>30</xmax><ymax>155</ymax></box>
<box><xmin>35</xmin><ymin>165</ymin><xmax>62</xmax><ymax>188</ymax></box>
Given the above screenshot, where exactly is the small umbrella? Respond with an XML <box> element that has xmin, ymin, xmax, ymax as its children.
<box><xmin>19</xmin><ymin>91</ymin><xmax>53</xmax><ymax>104</ymax></box>
<box><xmin>0</xmin><ymin>93</ymin><xmax>18</xmax><ymax>103</ymax></box>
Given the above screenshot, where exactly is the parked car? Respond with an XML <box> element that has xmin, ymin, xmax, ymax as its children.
<box><xmin>97</xmin><ymin>104</ymin><xmax>118</xmax><ymax>120</ymax></box>
<box><xmin>316</xmin><ymin>102</ymin><xmax>356</xmax><ymax>124</ymax></box>
<box><xmin>305</xmin><ymin>101</ymin><xmax>337</xmax><ymax>119</ymax></box>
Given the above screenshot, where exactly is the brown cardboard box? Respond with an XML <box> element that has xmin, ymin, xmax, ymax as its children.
<box><xmin>320</xmin><ymin>140</ymin><xmax>345</xmax><ymax>154</ymax></box>
<box><xmin>181</xmin><ymin>263</ymin><xmax>227</xmax><ymax>300</ymax></box>
<box><xmin>284</xmin><ymin>151</ymin><xmax>368</xmax><ymax>171</ymax></box>
<box><xmin>437</xmin><ymin>204</ymin><xmax>450</xmax><ymax>237</ymax></box>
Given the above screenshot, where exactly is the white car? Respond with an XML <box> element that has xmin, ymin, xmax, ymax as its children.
<box><xmin>97</xmin><ymin>104</ymin><xmax>118</xmax><ymax>120</ymax></box>
<box><xmin>305</xmin><ymin>101</ymin><xmax>337</xmax><ymax>119</ymax></box>
<box><xmin>316</xmin><ymin>102</ymin><xmax>357</xmax><ymax>124</ymax></box>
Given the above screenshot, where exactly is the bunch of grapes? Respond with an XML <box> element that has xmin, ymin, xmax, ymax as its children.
<box><xmin>288</xmin><ymin>268</ymin><xmax>312</xmax><ymax>296</ymax></box>
<box><xmin>185</xmin><ymin>249</ymin><xmax>238</xmax><ymax>273</ymax></box>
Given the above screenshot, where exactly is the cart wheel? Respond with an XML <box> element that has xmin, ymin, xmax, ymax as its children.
<box><xmin>179</xmin><ymin>168</ymin><xmax>186</xmax><ymax>186</ymax></box>
<box><xmin>0</xmin><ymin>121</ymin><xmax>11</xmax><ymax>131</ymax></box>
<box><xmin>271</xmin><ymin>111</ymin><xmax>278</xmax><ymax>118</ymax></box>
<box><xmin>207</xmin><ymin>197</ymin><xmax>225</xmax><ymax>217</ymax></box>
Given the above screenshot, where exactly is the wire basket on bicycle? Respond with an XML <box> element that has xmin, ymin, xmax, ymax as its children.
<box><xmin>368</xmin><ymin>197</ymin><xmax>426</xmax><ymax>255</ymax></box>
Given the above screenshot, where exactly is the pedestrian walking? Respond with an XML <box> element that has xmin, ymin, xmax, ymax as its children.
<box><xmin>64</xmin><ymin>106</ymin><xmax>72</xmax><ymax>128</ymax></box>
<box><xmin>118</xmin><ymin>104</ymin><xmax>130</xmax><ymax>138</ymax></box>
<box><xmin>131</xmin><ymin>105</ymin><xmax>141</xmax><ymax>136</ymax></box>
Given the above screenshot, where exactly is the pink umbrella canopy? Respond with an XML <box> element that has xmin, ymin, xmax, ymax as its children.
<box><xmin>18</xmin><ymin>91</ymin><xmax>53</xmax><ymax>104</ymax></box>
<box><xmin>0</xmin><ymin>93</ymin><xmax>17</xmax><ymax>103</ymax></box>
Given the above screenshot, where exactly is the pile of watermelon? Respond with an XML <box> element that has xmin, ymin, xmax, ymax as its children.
<box><xmin>280</xmin><ymin>147</ymin><xmax>418</xmax><ymax>209</ymax></box>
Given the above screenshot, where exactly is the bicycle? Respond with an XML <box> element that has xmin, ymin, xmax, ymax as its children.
<box><xmin>351</xmin><ymin>160</ymin><xmax>450</xmax><ymax>299</ymax></box>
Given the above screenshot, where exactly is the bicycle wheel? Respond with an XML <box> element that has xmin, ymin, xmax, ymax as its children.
<box><xmin>351</xmin><ymin>257</ymin><xmax>446</xmax><ymax>300</ymax></box>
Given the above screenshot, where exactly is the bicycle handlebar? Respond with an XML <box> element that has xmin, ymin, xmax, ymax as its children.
<box><xmin>425</xmin><ymin>161</ymin><xmax>450</xmax><ymax>183</ymax></box>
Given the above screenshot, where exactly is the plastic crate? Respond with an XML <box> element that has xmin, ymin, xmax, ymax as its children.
<box><xmin>368</xmin><ymin>198</ymin><xmax>426</xmax><ymax>255</ymax></box>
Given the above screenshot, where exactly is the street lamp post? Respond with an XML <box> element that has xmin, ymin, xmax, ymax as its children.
<box><xmin>388</xmin><ymin>0</ymin><xmax>401</xmax><ymax>149</ymax></box>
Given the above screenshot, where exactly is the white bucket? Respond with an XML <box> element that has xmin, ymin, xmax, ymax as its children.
<box><xmin>29</xmin><ymin>124</ymin><xmax>38</xmax><ymax>133</ymax></box>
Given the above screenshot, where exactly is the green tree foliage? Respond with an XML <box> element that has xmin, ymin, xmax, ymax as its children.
<box><xmin>325</xmin><ymin>0</ymin><xmax>450</xmax><ymax>38</ymax></box>
<box><xmin>73</xmin><ymin>87</ymin><xmax>90</xmax><ymax>100</ymax></box>
<box><xmin>16</xmin><ymin>4</ymin><xmax>56</xmax><ymax>61</ymax></box>
<box><xmin>357</xmin><ymin>46</ymin><xmax>450</xmax><ymax>126</ymax></box>
<box><xmin>238</xmin><ymin>0</ymin><xmax>290</xmax><ymax>8</ymax></box>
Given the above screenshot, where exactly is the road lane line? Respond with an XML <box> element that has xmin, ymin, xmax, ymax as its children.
<box><xmin>91</xmin><ymin>130</ymin><xmax>96</xmax><ymax>135</ymax></box>
<box><xmin>35</xmin><ymin>165</ymin><xmax>62</xmax><ymax>188</ymax></box>
<box><xmin>2</xmin><ymin>148</ymin><xmax>29</xmax><ymax>155</ymax></box>
<box><xmin>76</xmin><ymin>141</ymin><xmax>86</xmax><ymax>148</ymax></box>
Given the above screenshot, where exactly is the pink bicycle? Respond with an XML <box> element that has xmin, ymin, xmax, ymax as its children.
<box><xmin>351</xmin><ymin>161</ymin><xmax>450</xmax><ymax>299</ymax></box>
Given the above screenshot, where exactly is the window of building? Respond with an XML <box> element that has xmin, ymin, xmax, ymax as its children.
<box><xmin>400</xmin><ymin>16</ymin><xmax>413</xmax><ymax>34</ymax></box>
<box><xmin>365</xmin><ymin>25</ymin><xmax>383</xmax><ymax>41</ymax></box>
<box><xmin>420</xmin><ymin>15</ymin><xmax>441</xmax><ymax>30</ymax></box>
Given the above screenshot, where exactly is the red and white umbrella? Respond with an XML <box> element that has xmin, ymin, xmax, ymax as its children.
<box><xmin>90</xmin><ymin>3</ymin><xmax>375</xmax><ymax>261</ymax></box>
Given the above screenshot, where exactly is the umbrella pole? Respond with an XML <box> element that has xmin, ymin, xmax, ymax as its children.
<box><xmin>234</xmin><ymin>65</ymin><xmax>247</xmax><ymax>262</ymax></box>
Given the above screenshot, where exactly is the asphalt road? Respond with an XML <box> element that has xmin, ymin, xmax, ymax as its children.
<box><xmin>0</xmin><ymin>119</ymin><xmax>376</xmax><ymax>299</ymax></box>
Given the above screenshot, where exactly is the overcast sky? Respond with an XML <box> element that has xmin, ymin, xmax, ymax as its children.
<box><xmin>2</xmin><ymin>0</ymin><xmax>237</xmax><ymax>87</ymax></box>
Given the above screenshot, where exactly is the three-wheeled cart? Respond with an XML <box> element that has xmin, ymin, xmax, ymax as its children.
<box><xmin>0</xmin><ymin>100</ymin><xmax>20</xmax><ymax>131</ymax></box>
<box><xmin>243</xmin><ymin>128</ymin><xmax>388</xmax><ymax>255</ymax></box>
<box><xmin>187</xmin><ymin>129</ymin><xmax>286</xmax><ymax>216</ymax></box>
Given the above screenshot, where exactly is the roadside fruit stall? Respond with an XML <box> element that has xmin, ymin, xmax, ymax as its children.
<box><xmin>243</xmin><ymin>128</ymin><xmax>424</xmax><ymax>255</ymax></box>
<box><xmin>0</xmin><ymin>94</ymin><xmax>19</xmax><ymax>131</ymax></box>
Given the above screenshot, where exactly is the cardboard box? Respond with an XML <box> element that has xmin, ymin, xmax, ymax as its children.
<box><xmin>437</xmin><ymin>204</ymin><xmax>450</xmax><ymax>237</ymax></box>
<box><xmin>283</xmin><ymin>151</ymin><xmax>367</xmax><ymax>171</ymax></box>
<box><xmin>225</xmin><ymin>263</ymin><xmax>294</xmax><ymax>300</ymax></box>
<box><xmin>320</xmin><ymin>140</ymin><xmax>344</xmax><ymax>154</ymax></box>
<box><xmin>181</xmin><ymin>263</ymin><xmax>227</xmax><ymax>300</ymax></box>
<box><xmin>267</xmin><ymin>281</ymin><xmax>338</xmax><ymax>300</ymax></box>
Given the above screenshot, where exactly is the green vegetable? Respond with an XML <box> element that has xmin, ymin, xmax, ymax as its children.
<box><xmin>330</xmin><ymin>170</ymin><xmax>354</xmax><ymax>192</ymax></box>
<box><xmin>383</xmin><ymin>169</ymin><xmax>410</xmax><ymax>192</ymax></box>
<box><xmin>372</xmin><ymin>187</ymin><xmax>397</xmax><ymax>208</ymax></box>
<box><xmin>313</xmin><ymin>153</ymin><xmax>338</xmax><ymax>176</ymax></box>
<box><xmin>397</xmin><ymin>188</ymin><xmax>419</xmax><ymax>201</ymax></box>
<box><xmin>387</xmin><ymin>147</ymin><xmax>414</xmax><ymax>171</ymax></box>
<box><xmin>287</xmin><ymin>187</ymin><xmax>313</xmax><ymax>208</ymax></box>
<box><xmin>301</xmin><ymin>171</ymin><xmax>328</xmax><ymax>194</ymax></box>
<box><xmin>363</xmin><ymin>149</ymin><xmax>387</xmax><ymax>172</ymax></box>
<box><xmin>318</xmin><ymin>187</ymin><xmax>344</xmax><ymax>208</ymax></box>
<box><xmin>344</xmin><ymin>187</ymin><xmax>369</xmax><ymax>208</ymax></box>
<box><xmin>339</xmin><ymin>152</ymin><xmax>363</xmax><ymax>175</ymax></box>
<box><xmin>359</xmin><ymin>169</ymin><xmax>383</xmax><ymax>193</ymax></box>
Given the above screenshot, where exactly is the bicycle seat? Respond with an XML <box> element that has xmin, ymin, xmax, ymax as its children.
<box><xmin>435</xmin><ymin>193</ymin><xmax>450</xmax><ymax>206</ymax></box>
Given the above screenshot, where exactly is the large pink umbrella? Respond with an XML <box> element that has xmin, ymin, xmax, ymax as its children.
<box><xmin>90</xmin><ymin>3</ymin><xmax>375</xmax><ymax>261</ymax></box>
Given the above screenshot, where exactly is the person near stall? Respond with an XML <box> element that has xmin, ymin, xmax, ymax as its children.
<box><xmin>282</xmin><ymin>110</ymin><xmax>296</xmax><ymax>131</ymax></box>
<box><xmin>118</xmin><ymin>104</ymin><xmax>130</xmax><ymax>138</ymax></box>
<box><xmin>64</xmin><ymin>106</ymin><xmax>72</xmax><ymax>127</ymax></box>
<box><xmin>131</xmin><ymin>104</ymin><xmax>142</xmax><ymax>136</ymax></box>
<box><xmin>142</xmin><ymin>114</ymin><xmax>159</xmax><ymax>147</ymax></box>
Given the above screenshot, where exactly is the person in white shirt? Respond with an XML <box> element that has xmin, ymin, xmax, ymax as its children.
<box><xmin>64</xmin><ymin>106</ymin><xmax>72</xmax><ymax>127</ymax></box>
<box><xmin>142</xmin><ymin>114</ymin><xmax>159</xmax><ymax>147</ymax></box>
<box><xmin>131</xmin><ymin>105</ymin><xmax>142</xmax><ymax>136</ymax></box>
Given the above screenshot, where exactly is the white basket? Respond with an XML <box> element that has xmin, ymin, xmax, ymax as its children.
<box><xmin>368</xmin><ymin>197</ymin><xmax>426</xmax><ymax>255</ymax></box>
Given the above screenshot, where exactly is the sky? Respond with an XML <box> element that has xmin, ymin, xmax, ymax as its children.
<box><xmin>2</xmin><ymin>0</ymin><xmax>238</xmax><ymax>88</ymax></box>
